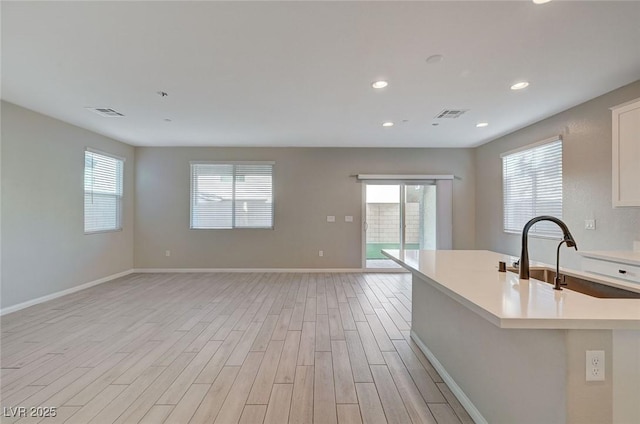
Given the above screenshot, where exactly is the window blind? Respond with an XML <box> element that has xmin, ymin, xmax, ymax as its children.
<box><xmin>502</xmin><ymin>138</ymin><xmax>563</xmax><ymax>238</ymax></box>
<box><xmin>191</xmin><ymin>162</ymin><xmax>274</xmax><ymax>229</ymax></box>
<box><xmin>84</xmin><ymin>150</ymin><xmax>124</xmax><ymax>233</ymax></box>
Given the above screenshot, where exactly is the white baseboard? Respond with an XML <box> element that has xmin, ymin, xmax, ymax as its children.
<box><xmin>133</xmin><ymin>268</ymin><xmax>359</xmax><ymax>273</ymax></box>
<box><xmin>410</xmin><ymin>330</ymin><xmax>487</xmax><ymax>424</ymax></box>
<box><xmin>0</xmin><ymin>269</ymin><xmax>134</xmax><ymax>316</ymax></box>
<box><xmin>0</xmin><ymin>267</ymin><xmax>406</xmax><ymax>316</ymax></box>
<box><xmin>133</xmin><ymin>267</ymin><xmax>405</xmax><ymax>273</ymax></box>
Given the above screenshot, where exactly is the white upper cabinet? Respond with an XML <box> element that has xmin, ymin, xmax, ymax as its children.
<box><xmin>611</xmin><ymin>98</ymin><xmax>640</xmax><ymax>207</ymax></box>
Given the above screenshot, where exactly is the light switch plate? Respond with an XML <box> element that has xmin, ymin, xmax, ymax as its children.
<box><xmin>345</xmin><ymin>216</ymin><xmax>353</xmax><ymax>222</ymax></box>
<box><xmin>327</xmin><ymin>216</ymin><xmax>336</xmax><ymax>223</ymax></box>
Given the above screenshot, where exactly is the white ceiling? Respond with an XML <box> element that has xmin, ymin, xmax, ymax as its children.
<box><xmin>3</xmin><ymin>1</ymin><xmax>640</xmax><ymax>148</ymax></box>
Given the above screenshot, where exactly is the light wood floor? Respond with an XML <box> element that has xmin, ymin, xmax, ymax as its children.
<box><xmin>1</xmin><ymin>273</ymin><xmax>474</xmax><ymax>424</ymax></box>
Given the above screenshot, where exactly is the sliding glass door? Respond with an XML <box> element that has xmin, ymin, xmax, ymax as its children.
<box><xmin>364</xmin><ymin>183</ymin><xmax>437</xmax><ymax>269</ymax></box>
<box><xmin>364</xmin><ymin>184</ymin><xmax>402</xmax><ymax>269</ymax></box>
<box><xmin>405</xmin><ymin>184</ymin><xmax>437</xmax><ymax>251</ymax></box>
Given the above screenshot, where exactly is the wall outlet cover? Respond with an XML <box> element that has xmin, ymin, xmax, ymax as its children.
<box><xmin>586</xmin><ymin>350</ymin><xmax>605</xmax><ymax>381</ymax></box>
<box><xmin>327</xmin><ymin>216</ymin><xmax>336</xmax><ymax>222</ymax></box>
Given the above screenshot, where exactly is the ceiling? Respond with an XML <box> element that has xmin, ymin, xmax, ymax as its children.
<box><xmin>3</xmin><ymin>1</ymin><xmax>640</xmax><ymax>148</ymax></box>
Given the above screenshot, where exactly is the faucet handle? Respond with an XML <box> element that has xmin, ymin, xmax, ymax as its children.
<box><xmin>555</xmin><ymin>275</ymin><xmax>568</xmax><ymax>287</ymax></box>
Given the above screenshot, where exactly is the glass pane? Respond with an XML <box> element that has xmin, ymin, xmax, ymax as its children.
<box><xmin>405</xmin><ymin>184</ymin><xmax>437</xmax><ymax>250</ymax></box>
<box><xmin>365</xmin><ymin>184</ymin><xmax>402</xmax><ymax>268</ymax></box>
<box><xmin>503</xmin><ymin>139</ymin><xmax>562</xmax><ymax>237</ymax></box>
<box><xmin>234</xmin><ymin>164</ymin><xmax>273</xmax><ymax>228</ymax></box>
<box><xmin>84</xmin><ymin>151</ymin><xmax>123</xmax><ymax>232</ymax></box>
<box><xmin>191</xmin><ymin>163</ymin><xmax>274</xmax><ymax>229</ymax></box>
<box><xmin>191</xmin><ymin>164</ymin><xmax>233</xmax><ymax>229</ymax></box>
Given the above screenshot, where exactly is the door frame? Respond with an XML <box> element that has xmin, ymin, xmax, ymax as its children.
<box><xmin>360</xmin><ymin>177</ymin><xmax>453</xmax><ymax>270</ymax></box>
<box><xmin>360</xmin><ymin>182</ymin><xmax>409</xmax><ymax>270</ymax></box>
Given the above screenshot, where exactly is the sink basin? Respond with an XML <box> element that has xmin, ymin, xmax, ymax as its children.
<box><xmin>506</xmin><ymin>267</ymin><xmax>640</xmax><ymax>299</ymax></box>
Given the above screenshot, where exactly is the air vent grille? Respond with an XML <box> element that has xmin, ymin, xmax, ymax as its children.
<box><xmin>86</xmin><ymin>107</ymin><xmax>125</xmax><ymax>117</ymax></box>
<box><xmin>435</xmin><ymin>109</ymin><xmax>468</xmax><ymax>119</ymax></box>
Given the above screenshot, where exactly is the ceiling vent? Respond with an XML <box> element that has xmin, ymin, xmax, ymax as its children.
<box><xmin>86</xmin><ymin>107</ymin><xmax>125</xmax><ymax>117</ymax></box>
<box><xmin>435</xmin><ymin>109</ymin><xmax>468</xmax><ymax>119</ymax></box>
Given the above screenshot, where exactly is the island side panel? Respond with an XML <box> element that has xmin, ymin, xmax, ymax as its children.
<box><xmin>565</xmin><ymin>330</ymin><xmax>613</xmax><ymax>424</ymax></box>
<box><xmin>410</xmin><ymin>273</ymin><xmax>567</xmax><ymax>424</ymax></box>
<box><xmin>612</xmin><ymin>330</ymin><xmax>640</xmax><ymax>424</ymax></box>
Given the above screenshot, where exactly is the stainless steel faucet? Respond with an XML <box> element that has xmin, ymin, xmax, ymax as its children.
<box><xmin>520</xmin><ymin>216</ymin><xmax>577</xmax><ymax>288</ymax></box>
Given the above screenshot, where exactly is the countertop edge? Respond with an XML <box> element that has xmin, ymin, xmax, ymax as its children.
<box><xmin>383</xmin><ymin>249</ymin><xmax>640</xmax><ymax>331</ymax></box>
<box><xmin>579</xmin><ymin>250</ymin><xmax>640</xmax><ymax>267</ymax></box>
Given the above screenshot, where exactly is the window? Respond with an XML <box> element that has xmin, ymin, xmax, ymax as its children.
<box><xmin>190</xmin><ymin>162</ymin><xmax>274</xmax><ymax>229</ymax></box>
<box><xmin>502</xmin><ymin>137</ymin><xmax>563</xmax><ymax>238</ymax></box>
<box><xmin>84</xmin><ymin>149</ymin><xmax>124</xmax><ymax>233</ymax></box>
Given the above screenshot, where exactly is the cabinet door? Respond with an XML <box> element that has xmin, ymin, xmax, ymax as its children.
<box><xmin>612</xmin><ymin>98</ymin><xmax>640</xmax><ymax>207</ymax></box>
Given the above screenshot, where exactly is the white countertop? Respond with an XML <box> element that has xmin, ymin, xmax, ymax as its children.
<box><xmin>383</xmin><ymin>249</ymin><xmax>640</xmax><ymax>330</ymax></box>
<box><xmin>579</xmin><ymin>250</ymin><xmax>640</xmax><ymax>266</ymax></box>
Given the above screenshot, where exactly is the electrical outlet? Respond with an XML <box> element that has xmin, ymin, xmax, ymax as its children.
<box><xmin>345</xmin><ymin>215</ymin><xmax>354</xmax><ymax>223</ymax></box>
<box><xmin>586</xmin><ymin>350</ymin><xmax>605</xmax><ymax>381</ymax></box>
<box><xmin>165</xmin><ymin>250</ymin><xmax>171</xmax><ymax>257</ymax></box>
<box><xmin>327</xmin><ymin>216</ymin><xmax>336</xmax><ymax>223</ymax></box>
<box><xmin>319</xmin><ymin>250</ymin><xmax>324</xmax><ymax>257</ymax></box>
<box><xmin>584</xmin><ymin>219</ymin><xmax>596</xmax><ymax>230</ymax></box>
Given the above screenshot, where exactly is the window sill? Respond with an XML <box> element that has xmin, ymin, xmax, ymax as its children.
<box><xmin>190</xmin><ymin>227</ymin><xmax>274</xmax><ymax>230</ymax></box>
<box><xmin>504</xmin><ymin>230</ymin><xmax>562</xmax><ymax>241</ymax></box>
<box><xmin>85</xmin><ymin>228</ymin><xmax>123</xmax><ymax>235</ymax></box>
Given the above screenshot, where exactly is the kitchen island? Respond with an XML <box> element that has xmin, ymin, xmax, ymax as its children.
<box><xmin>383</xmin><ymin>249</ymin><xmax>640</xmax><ymax>424</ymax></box>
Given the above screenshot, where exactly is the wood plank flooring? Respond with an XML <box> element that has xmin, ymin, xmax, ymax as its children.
<box><xmin>1</xmin><ymin>273</ymin><xmax>474</xmax><ymax>424</ymax></box>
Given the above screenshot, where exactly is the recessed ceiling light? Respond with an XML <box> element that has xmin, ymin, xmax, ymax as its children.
<box><xmin>476</xmin><ymin>122</ymin><xmax>489</xmax><ymax>128</ymax></box>
<box><xmin>511</xmin><ymin>81</ymin><xmax>530</xmax><ymax>90</ymax></box>
<box><xmin>372</xmin><ymin>80</ymin><xmax>388</xmax><ymax>89</ymax></box>
<box><xmin>426</xmin><ymin>54</ymin><xmax>444</xmax><ymax>64</ymax></box>
<box><xmin>382</xmin><ymin>122</ymin><xmax>394</xmax><ymax>127</ymax></box>
<box><xmin>532</xmin><ymin>0</ymin><xmax>552</xmax><ymax>4</ymax></box>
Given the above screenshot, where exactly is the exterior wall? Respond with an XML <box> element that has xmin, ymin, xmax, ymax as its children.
<box><xmin>365</xmin><ymin>202</ymin><xmax>429</xmax><ymax>244</ymax></box>
<box><xmin>366</xmin><ymin>186</ymin><xmax>436</xmax><ymax>247</ymax></box>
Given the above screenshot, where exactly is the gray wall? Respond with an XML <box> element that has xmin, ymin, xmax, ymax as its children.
<box><xmin>476</xmin><ymin>81</ymin><xmax>640</xmax><ymax>269</ymax></box>
<box><xmin>5</xmin><ymin>79</ymin><xmax>638</xmax><ymax>307</ymax></box>
<box><xmin>1</xmin><ymin>101</ymin><xmax>135</xmax><ymax>309</ymax></box>
<box><xmin>134</xmin><ymin>147</ymin><xmax>475</xmax><ymax>269</ymax></box>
